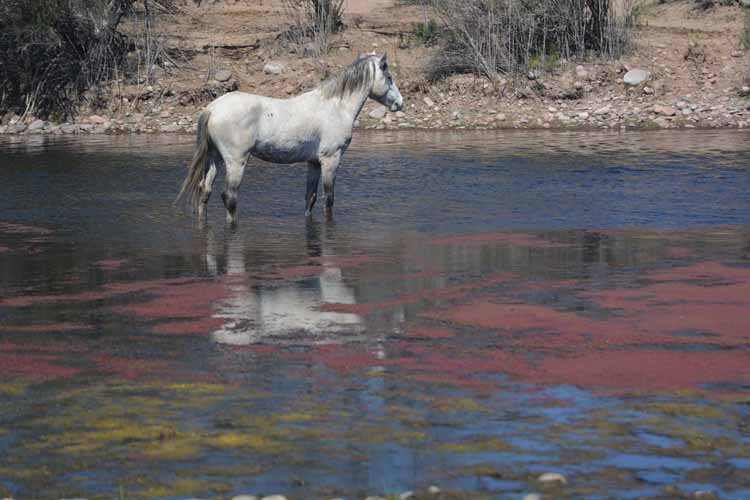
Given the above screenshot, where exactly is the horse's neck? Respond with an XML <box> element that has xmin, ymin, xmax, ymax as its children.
<box><xmin>339</xmin><ymin>88</ymin><xmax>370</xmax><ymax>123</ymax></box>
<box><xmin>307</xmin><ymin>87</ymin><xmax>370</xmax><ymax>125</ymax></box>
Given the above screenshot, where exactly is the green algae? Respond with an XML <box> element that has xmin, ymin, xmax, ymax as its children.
<box><xmin>140</xmin><ymin>478</ymin><xmax>228</xmax><ymax>498</ymax></box>
<box><xmin>436</xmin><ymin>436</ymin><xmax>515</xmax><ymax>453</ymax></box>
<box><xmin>636</xmin><ymin>402</ymin><xmax>724</xmax><ymax>419</ymax></box>
<box><xmin>206</xmin><ymin>431</ymin><xmax>288</xmax><ymax>453</ymax></box>
<box><xmin>0</xmin><ymin>379</ymin><xmax>30</xmax><ymax>396</ymax></box>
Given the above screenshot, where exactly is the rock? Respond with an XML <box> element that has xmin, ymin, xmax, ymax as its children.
<box><xmin>160</xmin><ymin>123</ymin><xmax>181</xmax><ymax>133</ymax></box>
<box><xmin>427</xmin><ymin>486</ymin><xmax>440</xmax><ymax>494</ymax></box>
<box><xmin>496</xmin><ymin>113</ymin><xmax>507</xmax><ymax>121</ymax></box>
<box><xmin>364</xmin><ymin>497</ymin><xmax>387</xmax><ymax>500</ymax></box>
<box><xmin>159</xmin><ymin>110</ymin><xmax>171</xmax><ymax>118</ymax></box>
<box><xmin>214</xmin><ymin>69</ymin><xmax>233</xmax><ymax>82</ymax></box>
<box><xmin>60</xmin><ymin>124</ymin><xmax>79</xmax><ymax>134</ymax></box>
<box><xmin>27</xmin><ymin>119</ymin><xmax>46</xmax><ymax>131</ymax></box>
<box><xmin>369</xmin><ymin>106</ymin><xmax>387</xmax><ymax>119</ymax></box>
<box><xmin>395</xmin><ymin>111</ymin><xmax>406</xmax><ymax>118</ymax></box>
<box><xmin>643</xmin><ymin>86</ymin><xmax>654</xmax><ymax>95</ymax></box>
<box><xmin>675</xmin><ymin>100</ymin><xmax>689</xmax><ymax>110</ymax></box>
<box><xmin>594</xmin><ymin>106</ymin><xmax>611</xmax><ymax>116</ymax></box>
<box><xmin>260</xmin><ymin>496</ymin><xmax>287</xmax><ymax>500</ymax></box>
<box><xmin>740</xmin><ymin>86</ymin><xmax>750</xmax><ymax>97</ymax></box>
<box><xmin>423</xmin><ymin>96</ymin><xmax>435</xmax><ymax>107</ymax></box>
<box><xmin>731</xmin><ymin>50</ymin><xmax>744</xmax><ymax>57</ymax></box>
<box><xmin>263</xmin><ymin>62</ymin><xmax>285</xmax><ymax>75</ymax></box>
<box><xmin>537</xmin><ymin>472</ymin><xmax>568</xmax><ymax>486</ymax></box>
<box><xmin>740</xmin><ymin>0</ymin><xmax>750</xmax><ymax>7</ymax></box>
<box><xmin>451</xmin><ymin>111</ymin><xmax>461</xmax><ymax>120</ymax></box>
<box><xmin>691</xmin><ymin>491</ymin><xmax>718</xmax><ymax>500</ymax></box>
<box><xmin>523</xmin><ymin>495</ymin><xmax>542</xmax><ymax>500</ymax></box>
<box><xmin>575</xmin><ymin>65</ymin><xmax>588</xmax><ymax>79</ymax></box>
<box><xmin>232</xmin><ymin>496</ymin><xmax>258</xmax><ymax>500</ymax></box>
<box><xmin>654</xmin><ymin>104</ymin><xmax>677</xmax><ymax>116</ymax></box>
<box><xmin>399</xmin><ymin>492</ymin><xmax>415</xmax><ymax>500</ymax></box>
<box><xmin>88</xmin><ymin>114</ymin><xmax>107</xmax><ymax>124</ymax></box>
<box><xmin>624</xmin><ymin>68</ymin><xmax>650</xmax><ymax>86</ymax></box>
<box><xmin>577</xmin><ymin>111</ymin><xmax>590</xmax><ymax>119</ymax></box>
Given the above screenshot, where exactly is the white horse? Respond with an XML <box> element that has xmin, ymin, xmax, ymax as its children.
<box><xmin>176</xmin><ymin>53</ymin><xmax>404</xmax><ymax>224</ymax></box>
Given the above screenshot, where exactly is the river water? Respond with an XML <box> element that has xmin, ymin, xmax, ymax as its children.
<box><xmin>1</xmin><ymin>130</ymin><xmax>750</xmax><ymax>499</ymax></box>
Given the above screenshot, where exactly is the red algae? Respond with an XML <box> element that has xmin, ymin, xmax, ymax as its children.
<box><xmin>0</xmin><ymin>322</ymin><xmax>93</xmax><ymax>333</ymax></box>
<box><xmin>152</xmin><ymin>317</ymin><xmax>226</xmax><ymax>335</ymax></box>
<box><xmin>92</xmin><ymin>354</ymin><xmax>175</xmax><ymax>380</ymax></box>
<box><xmin>321</xmin><ymin>273</ymin><xmax>515</xmax><ymax>316</ymax></box>
<box><xmin>95</xmin><ymin>259</ymin><xmax>128</xmax><ymax>271</ymax></box>
<box><xmin>406</xmin><ymin>326</ymin><xmax>456</xmax><ymax>339</ymax></box>
<box><xmin>429</xmin><ymin>232</ymin><xmax>570</xmax><ymax>249</ymax></box>
<box><xmin>531</xmin><ymin>350</ymin><xmax>750</xmax><ymax>390</ymax></box>
<box><xmin>110</xmin><ymin>280</ymin><xmax>229</xmax><ymax>320</ymax></box>
<box><xmin>0</xmin><ymin>353</ymin><xmax>81</xmax><ymax>380</ymax></box>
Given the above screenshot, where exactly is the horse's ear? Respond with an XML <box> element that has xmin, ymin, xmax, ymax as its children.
<box><xmin>380</xmin><ymin>52</ymin><xmax>388</xmax><ymax>69</ymax></box>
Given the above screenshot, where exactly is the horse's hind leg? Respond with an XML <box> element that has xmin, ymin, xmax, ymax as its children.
<box><xmin>221</xmin><ymin>154</ymin><xmax>247</xmax><ymax>226</ymax></box>
<box><xmin>305</xmin><ymin>161</ymin><xmax>321</xmax><ymax>217</ymax></box>
<box><xmin>197</xmin><ymin>152</ymin><xmax>219</xmax><ymax>223</ymax></box>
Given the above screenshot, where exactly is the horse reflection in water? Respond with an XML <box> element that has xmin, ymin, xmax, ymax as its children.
<box><xmin>202</xmin><ymin>223</ymin><xmax>365</xmax><ymax>346</ymax></box>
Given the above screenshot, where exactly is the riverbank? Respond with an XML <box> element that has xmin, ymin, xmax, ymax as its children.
<box><xmin>0</xmin><ymin>0</ymin><xmax>748</xmax><ymax>136</ymax></box>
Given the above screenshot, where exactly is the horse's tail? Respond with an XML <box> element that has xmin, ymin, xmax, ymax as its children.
<box><xmin>176</xmin><ymin>110</ymin><xmax>212</xmax><ymax>211</ymax></box>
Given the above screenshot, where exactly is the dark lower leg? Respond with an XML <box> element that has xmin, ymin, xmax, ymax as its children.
<box><xmin>305</xmin><ymin>162</ymin><xmax>321</xmax><ymax>216</ymax></box>
<box><xmin>222</xmin><ymin>190</ymin><xmax>238</xmax><ymax>225</ymax></box>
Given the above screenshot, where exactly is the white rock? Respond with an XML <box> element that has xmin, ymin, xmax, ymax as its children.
<box><xmin>27</xmin><ymin>119</ymin><xmax>46</xmax><ymax>131</ymax></box>
<box><xmin>740</xmin><ymin>0</ymin><xmax>750</xmax><ymax>7</ymax></box>
<box><xmin>88</xmin><ymin>115</ymin><xmax>107</xmax><ymax>124</ymax></box>
<box><xmin>364</xmin><ymin>497</ymin><xmax>387</xmax><ymax>500</ymax></box>
<box><xmin>232</xmin><ymin>496</ymin><xmax>258</xmax><ymax>500</ymax></box>
<box><xmin>537</xmin><ymin>472</ymin><xmax>567</xmax><ymax>486</ymax></box>
<box><xmin>423</xmin><ymin>96</ymin><xmax>435</xmax><ymax>107</ymax></box>
<box><xmin>427</xmin><ymin>486</ymin><xmax>440</xmax><ymax>494</ymax></box>
<box><xmin>260</xmin><ymin>496</ymin><xmax>287</xmax><ymax>500</ymax></box>
<box><xmin>395</xmin><ymin>111</ymin><xmax>406</xmax><ymax>118</ymax></box>
<box><xmin>594</xmin><ymin>106</ymin><xmax>611</xmax><ymax>115</ymax></box>
<box><xmin>399</xmin><ymin>492</ymin><xmax>415</xmax><ymax>500</ymax></box>
<box><xmin>523</xmin><ymin>495</ymin><xmax>542</xmax><ymax>500</ymax></box>
<box><xmin>160</xmin><ymin>123</ymin><xmax>181</xmax><ymax>133</ymax></box>
<box><xmin>623</xmin><ymin>68</ymin><xmax>650</xmax><ymax>86</ymax></box>
<box><xmin>577</xmin><ymin>111</ymin><xmax>590</xmax><ymax>119</ymax></box>
<box><xmin>496</xmin><ymin>113</ymin><xmax>507</xmax><ymax>121</ymax></box>
<box><xmin>214</xmin><ymin>69</ymin><xmax>233</xmax><ymax>82</ymax></box>
<box><xmin>369</xmin><ymin>106</ymin><xmax>387</xmax><ymax>119</ymax></box>
<box><xmin>263</xmin><ymin>62</ymin><xmax>285</xmax><ymax>75</ymax></box>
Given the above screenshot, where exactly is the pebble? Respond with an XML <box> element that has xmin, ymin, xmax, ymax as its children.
<box><xmin>214</xmin><ymin>69</ymin><xmax>233</xmax><ymax>82</ymax></box>
<box><xmin>427</xmin><ymin>485</ymin><xmax>440</xmax><ymax>494</ymax></box>
<box><xmin>88</xmin><ymin>114</ymin><xmax>107</xmax><ymax>124</ymax></box>
<box><xmin>263</xmin><ymin>62</ymin><xmax>285</xmax><ymax>75</ymax></box>
<box><xmin>423</xmin><ymin>96</ymin><xmax>435</xmax><ymax>107</ymax></box>
<box><xmin>537</xmin><ymin>472</ymin><xmax>568</xmax><ymax>486</ymax></box>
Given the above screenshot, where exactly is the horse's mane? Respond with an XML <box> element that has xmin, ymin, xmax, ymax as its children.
<box><xmin>319</xmin><ymin>54</ymin><xmax>377</xmax><ymax>100</ymax></box>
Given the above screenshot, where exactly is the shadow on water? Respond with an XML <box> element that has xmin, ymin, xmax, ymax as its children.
<box><xmin>1</xmin><ymin>130</ymin><xmax>750</xmax><ymax>499</ymax></box>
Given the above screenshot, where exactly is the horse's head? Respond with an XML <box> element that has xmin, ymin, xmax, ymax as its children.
<box><xmin>370</xmin><ymin>53</ymin><xmax>404</xmax><ymax>112</ymax></box>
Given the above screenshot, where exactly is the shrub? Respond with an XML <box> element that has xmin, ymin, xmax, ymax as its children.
<box><xmin>282</xmin><ymin>0</ymin><xmax>346</xmax><ymax>56</ymax></box>
<box><xmin>426</xmin><ymin>0</ymin><xmax>636</xmax><ymax>81</ymax></box>
<box><xmin>0</xmin><ymin>0</ymin><xmax>132</xmax><ymax>119</ymax></box>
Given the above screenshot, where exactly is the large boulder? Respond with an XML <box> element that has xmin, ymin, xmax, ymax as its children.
<box><xmin>623</xmin><ymin>68</ymin><xmax>650</xmax><ymax>86</ymax></box>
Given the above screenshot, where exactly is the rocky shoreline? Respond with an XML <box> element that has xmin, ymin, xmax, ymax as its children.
<box><xmin>2</xmin><ymin>80</ymin><xmax>748</xmax><ymax>137</ymax></box>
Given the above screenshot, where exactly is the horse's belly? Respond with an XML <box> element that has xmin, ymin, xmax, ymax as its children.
<box><xmin>251</xmin><ymin>138</ymin><xmax>316</xmax><ymax>165</ymax></box>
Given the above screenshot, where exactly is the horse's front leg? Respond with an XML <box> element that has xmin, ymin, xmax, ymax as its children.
<box><xmin>320</xmin><ymin>152</ymin><xmax>341</xmax><ymax>218</ymax></box>
<box><xmin>305</xmin><ymin>161</ymin><xmax>321</xmax><ymax>217</ymax></box>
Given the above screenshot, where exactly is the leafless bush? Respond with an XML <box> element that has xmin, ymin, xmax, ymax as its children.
<box><xmin>427</xmin><ymin>0</ymin><xmax>636</xmax><ymax>81</ymax></box>
<box><xmin>282</xmin><ymin>0</ymin><xmax>346</xmax><ymax>56</ymax></box>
